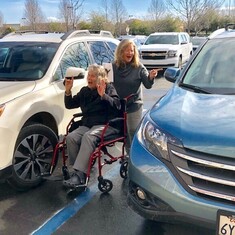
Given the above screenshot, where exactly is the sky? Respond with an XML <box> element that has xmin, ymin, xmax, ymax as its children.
<box><xmin>0</xmin><ymin>0</ymin><xmax>152</xmax><ymax>24</ymax></box>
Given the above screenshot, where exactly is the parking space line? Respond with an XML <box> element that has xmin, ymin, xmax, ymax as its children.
<box><xmin>31</xmin><ymin>163</ymin><xmax>120</xmax><ymax>235</ymax></box>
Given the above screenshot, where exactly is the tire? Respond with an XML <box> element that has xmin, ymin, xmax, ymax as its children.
<box><xmin>120</xmin><ymin>160</ymin><xmax>128</xmax><ymax>179</ymax></box>
<box><xmin>98</xmin><ymin>179</ymin><xmax>113</xmax><ymax>193</ymax></box>
<box><xmin>7</xmin><ymin>124</ymin><xmax>58</xmax><ymax>191</ymax></box>
<box><xmin>178</xmin><ymin>57</ymin><xmax>183</xmax><ymax>69</ymax></box>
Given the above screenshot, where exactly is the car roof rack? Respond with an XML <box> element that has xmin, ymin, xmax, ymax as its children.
<box><xmin>2</xmin><ymin>30</ymin><xmax>50</xmax><ymax>38</ymax></box>
<box><xmin>61</xmin><ymin>29</ymin><xmax>114</xmax><ymax>40</ymax></box>
<box><xmin>225</xmin><ymin>23</ymin><xmax>235</xmax><ymax>30</ymax></box>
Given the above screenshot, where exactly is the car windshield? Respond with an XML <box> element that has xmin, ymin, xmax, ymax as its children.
<box><xmin>182</xmin><ymin>38</ymin><xmax>235</xmax><ymax>94</ymax></box>
<box><xmin>0</xmin><ymin>42</ymin><xmax>59</xmax><ymax>81</ymax></box>
<box><xmin>144</xmin><ymin>35</ymin><xmax>179</xmax><ymax>45</ymax></box>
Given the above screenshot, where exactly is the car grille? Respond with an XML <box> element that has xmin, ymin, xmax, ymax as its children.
<box><xmin>141</xmin><ymin>51</ymin><xmax>167</xmax><ymax>60</ymax></box>
<box><xmin>169</xmin><ymin>144</ymin><xmax>235</xmax><ymax>203</ymax></box>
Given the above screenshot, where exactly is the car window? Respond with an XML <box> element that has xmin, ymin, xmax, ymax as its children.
<box><xmin>145</xmin><ymin>35</ymin><xmax>179</xmax><ymax>45</ymax></box>
<box><xmin>54</xmin><ymin>42</ymin><xmax>91</xmax><ymax>81</ymax></box>
<box><xmin>106</xmin><ymin>41</ymin><xmax>118</xmax><ymax>54</ymax></box>
<box><xmin>182</xmin><ymin>38</ymin><xmax>235</xmax><ymax>92</ymax></box>
<box><xmin>0</xmin><ymin>48</ymin><xmax>8</xmax><ymax>67</ymax></box>
<box><xmin>87</xmin><ymin>40</ymin><xmax>114</xmax><ymax>65</ymax></box>
<box><xmin>0</xmin><ymin>42</ymin><xmax>58</xmax><ymax>81</ymax></box>
<box><xmin>180</xmin><ymin>34</ymin><xmax>186</xmax><ymax>43</ymax></box>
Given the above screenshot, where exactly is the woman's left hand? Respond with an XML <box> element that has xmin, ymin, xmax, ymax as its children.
<box><xmin>97</xmin><ymin>80</ymin><xmax>106</xmax><ymax>97</ymax></box>
<box><xmin>149</xmin><ymin>68</ymin><xmax>163</xmax><ymax>80</ymax></box>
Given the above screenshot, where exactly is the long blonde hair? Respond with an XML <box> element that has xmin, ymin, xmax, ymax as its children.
<box><xmin>114</xmin><ymin>39</ymin><xmax>139</xmax><ymax>68</ymax></box>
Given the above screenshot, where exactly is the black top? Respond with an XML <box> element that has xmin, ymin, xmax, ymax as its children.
<box><xmin>64</xmin><ymin>83</ymin><xmax>121</xmax><ymax>128</ymax></box>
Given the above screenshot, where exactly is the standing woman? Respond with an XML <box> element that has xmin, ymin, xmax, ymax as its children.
<box><xmin>112</xmin><ymin>39</ymin><xmax>161</xmax><ymax>155</ymax></box>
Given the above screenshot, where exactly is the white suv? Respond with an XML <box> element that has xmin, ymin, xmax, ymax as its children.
<box><xmin>0</xmin><ymin>30</ymin><xmax>119</xmax><ymax>191</ymax></box>
<box><xmin>139</xmin><ymin>32</ymin><xmax>192</xmax><ymax>69</ymax></box>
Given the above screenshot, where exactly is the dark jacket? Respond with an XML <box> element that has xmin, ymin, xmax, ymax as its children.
<box><xmin>112</xmin><ymin>62</ymin><xmax>154</xmax><ymax>113</ymax></box>
<box><xmin>64</xmin><ymin>83</ymin><xmax>121</xmax><ymax>128</ymax></box>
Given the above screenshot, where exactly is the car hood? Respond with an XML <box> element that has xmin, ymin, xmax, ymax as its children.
<box><xmin>140</xmin><ymin>44</ymin><xmax>178</xmax><ymax>51</ymax></box>
<box><xmin>0</xmin><ymin>81</ymin><xmax>36</xmax><ymax>104</ymax></box>
<box><xmin>150</xmin><ymin>85</ymin><xmax>235</xmax><ymax>157</ymax></box>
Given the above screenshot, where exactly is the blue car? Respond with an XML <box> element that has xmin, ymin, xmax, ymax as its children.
<box><xmin>128</xmin><ymin>25</ymin><xmax>235</xmax><ymax>233</ymax></box>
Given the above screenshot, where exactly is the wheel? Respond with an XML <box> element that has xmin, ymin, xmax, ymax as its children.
<box><xmin>7</xmin><ymin>124</ymin><xmax>58</xmax><ymax>191</ymax></box>
<box><xmin>120</xmin><ymin>160</ymin><xmax>128</xmax><ymax>179</ymax></box>
<box><xmin>98</xmin><ymin>179</ymin><xmax>113</xmax><ymax>193</ymax></box>
<box><xmin>178</xmin><ymin>56</ymin><xmax>183</xmax><ymax>69</ymax></box>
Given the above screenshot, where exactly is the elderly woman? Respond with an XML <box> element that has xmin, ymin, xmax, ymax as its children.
<box><xmin>63</xmin><ymin>64</ymin><xmax>121</xmax><ymax>187</ymax></box>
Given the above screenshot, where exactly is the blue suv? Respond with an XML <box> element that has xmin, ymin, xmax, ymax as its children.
<box><xmin>128</xmin><ymin>24</ymin><xmax>235</xmax><ymax>233</ymax></box>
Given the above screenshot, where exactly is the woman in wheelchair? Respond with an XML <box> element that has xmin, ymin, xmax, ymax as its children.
<box><xmin>63</xmin><ymin>64</ymin><xmax>121</xmax><ymax>188</ymax></box>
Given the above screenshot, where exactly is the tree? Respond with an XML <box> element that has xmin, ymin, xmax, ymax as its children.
<box><xmin>148</xmin><ymin>0</ymin><xmax>165</xmax><ymax>21</ymax></box>
<box><xmin>23</xmin><ymin>0</ymin><xmax>45</xmax><ymax>30</ymax></box>
<box><xmin>165</xmin><ymin>0</ymin><xmax>225</xmax><ymax>33</ymax></box>
<box><xmin>0</xmin><ymin>11</ymin><xmax>3</xmax><ymax>27</ymax></box>
<box><xmin>89</xmin><ymin>11</ymin><xmax>106</xmax><ymax>30</ymax></box>
<box><xmin>110</xmin><ymin>0</ymin><xmax>127</xmax><ymax>36</ymax></box>
<box><xmin>101</xmin><ymin>0</ymin><xmax>109</xmax><ymax>22</ymax></box>
<box><xmin>58</xmin><ymin>0</ymin><xmax>84</xmax><ymax>32</ymax></box>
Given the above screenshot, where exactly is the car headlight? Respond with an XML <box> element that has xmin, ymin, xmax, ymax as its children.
<box><xmin>0</xmin><ymin>104</ymin><xmax>5</xmax><ymax>117</ymax></box>
<box><xmin>137</xmin><ymin>119</ymin><xmax>182</xmax><ymax>161</ymax></box>
<box><xmin>167</xmin><ymin>50</ymin><xmax>177</xmax><ymax>57</ymax></box>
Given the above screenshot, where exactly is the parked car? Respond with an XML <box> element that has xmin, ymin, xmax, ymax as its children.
<box><xmin>191</xmin><ymin>36</ymin><xmax>207</xmax><ymax>52</ymax></box>
<box><xmin>138</xmin><ymin>32</ymin><xmax>193</xmax><ymax>69</ymax></box>
<box><xmin>0</xmin><ymin>30</ymin><xmax>119</xmax><ymax>191</ymax></box>
<box><xmin>128</xmin><ymin>24</ymin><xmax>235</xmax><ymax>232</ymax></box>
<box><xmin>117</xmin><ymin>35</ymin><xmax>146</xmax><ymax>48</ymax></box>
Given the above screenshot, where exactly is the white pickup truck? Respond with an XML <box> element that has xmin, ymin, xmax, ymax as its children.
<box><xmin>139</xmin><ymin>32</ymin><xmax>193</xmax><ymax>69</ymax></box>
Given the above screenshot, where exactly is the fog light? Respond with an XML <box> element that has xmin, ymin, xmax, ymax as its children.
<box><xmin>136</xmin><ymin>187</ymin><xmax>146</xmax><ymax>200</ymax></box>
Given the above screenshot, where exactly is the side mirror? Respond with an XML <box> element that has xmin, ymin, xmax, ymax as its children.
<box><xmin>164</xmin><ymin>67</ymin><xmax>181</xmax><ymax>83</ymax></box>
<box><xmin>65</xmin><ymin>67</ymin><xmax>85</xmax><ymax>80</ymax></box>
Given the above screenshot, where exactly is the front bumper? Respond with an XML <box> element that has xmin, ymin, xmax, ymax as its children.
<box><xmin>140</xmin><ymin>57</ymin><xmax>178</xmax><ymax>69</ymax></box>
<box><xmin>127</xmin><ymin>135</ymin><xmax>235</xmax><ymax>228</ymax></box>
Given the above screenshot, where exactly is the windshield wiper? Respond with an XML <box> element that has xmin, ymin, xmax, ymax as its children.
<box><xmin>179</xmin><ymin>83</ymin><xmax>211</xmax><ymax>94</ymax></box>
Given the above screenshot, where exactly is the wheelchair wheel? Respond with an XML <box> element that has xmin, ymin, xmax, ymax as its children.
<box><xmin>98</xmin><ymin>178</ymin><xmax>113</xmax><ymax>193</ymax></box>
<box><xmin>120</xmin><ymin>160</ymin><xmax>128</xmax><ymax>179</ymax></box>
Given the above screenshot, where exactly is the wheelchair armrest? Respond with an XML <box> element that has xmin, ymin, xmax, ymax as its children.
<box><xmin>108</xmin><ymin>117</ymin><xmax>124</xmax><ymax>125</ymax></box>
<box><xmin>73</xmin><ymin>113</ymin><xmax>83</xmax><ymax>118</ymax></box>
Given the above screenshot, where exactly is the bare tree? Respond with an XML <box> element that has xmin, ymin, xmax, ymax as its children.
<box><xmin>101</xmin><ymin>0</ymin><xmax>109</xmax><ymax>22</ymax></box>
<box><xmin>165</xmin><ymin>0</ymin><xmax>225</xmax><ymax>33</ymax></box>
<box><xmin>23</xmin><ymin>0</ymin><xmax>45</xmax><ymax>30</ymax></box>
<box><xmin>148</xmin><ymin>0</ymin><xmax>165</xmax><ymax>21</ymax></box>
<box><xmin>89</xmin><ymin>11</ymin><xmax>107</xmax><ymax>30</ymax></box>
<box><xmin>110</xmin><ymin>0</ymin><xmax>127</xmax><ymax>36</ymax></box>
<box><xmin>0</xmin><ymin>11</ymin><xmax>3</xmax><ymax>25</ymax></box>
<box><xmin>58</xmin><ymin>0</ymin><xmax>84</xmax><ymax>31</ymax></box>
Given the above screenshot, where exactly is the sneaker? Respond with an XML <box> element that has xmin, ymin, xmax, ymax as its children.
<box><xmin>63</xmin><ymin>170</ymin><xmax>86</xmax><ymax>188</ymax></box>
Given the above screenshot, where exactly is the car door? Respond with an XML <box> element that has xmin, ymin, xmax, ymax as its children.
<box><xmin>53</xmin><ymin>41</ymin><xmax>90</xmax><ymax>132</ymax></box>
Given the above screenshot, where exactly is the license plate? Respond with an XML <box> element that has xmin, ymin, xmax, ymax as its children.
<box><xmin>217</xmin><ymin>210</ymin><xmax>235</xmax><ymax>235</ymax></box>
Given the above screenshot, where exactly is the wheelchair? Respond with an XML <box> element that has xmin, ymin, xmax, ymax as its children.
<box><xmin>44</xmin><ymin>94</ymin><xmax>136</xmax><ymax>194</ymax></box>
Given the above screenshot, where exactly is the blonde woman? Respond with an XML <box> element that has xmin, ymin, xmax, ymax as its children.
<box><xmin>63</xmin><ymin>64</ymin><xmax>121</xmax><ymax>187</ymax></box>
<box><xmin>112</xmin><ymin>39</ymin><xmax>162</xmax><ymax>155</ymax></box>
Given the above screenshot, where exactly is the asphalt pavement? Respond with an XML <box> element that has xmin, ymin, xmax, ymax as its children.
<box><xmin>0</xmin><ymin>77</ymin><xmax>216</xmax><ymax>235</ymax></box>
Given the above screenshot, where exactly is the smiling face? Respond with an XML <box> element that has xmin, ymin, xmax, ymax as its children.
<box><xmin>87</xmin><ymin>70</ymin><xmax>98</xmax><ymax>89</ymax></box>
<box><xmin>122</xmin><ymin>43</ymin><xmax>134</xmax><ymax>63</ymax></box>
